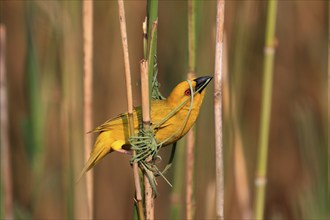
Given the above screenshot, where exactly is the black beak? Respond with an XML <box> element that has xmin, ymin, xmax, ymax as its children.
<box><xmin>194</xmin><ymin>76</ymin><xmax>213</xmax><ymax>93</ymax></box>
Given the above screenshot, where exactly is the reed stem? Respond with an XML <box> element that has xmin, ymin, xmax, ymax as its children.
<box><xmin>186</xmin><ymin>0</ymin><xmax>197</xmax><ymax>218</ymax></box>
<box><xmin>214</xmin><ymin>0</ymin><xmax>225</xmax><ymax>219</ymax></box>
<box><xmin>0</xmin><ymin>24</ymin><xmax>13</xmax><ymax>220</ymax></box>
<box><xmin>328</xmin><ymin>3</ymin><xmax>330</xmax><ymax>206</ymax></box>
<box><xmin>147</xmin><ymin>20</ymin><xmax>158</xmax><ymax>99</ymax></box>
<box><xmin>185</xmin><ymin>129</ymin><xmax>195</xmax><ymax>220</ymax></box>
<box><xmin>144</xmin><ymin>2</ymin><xmax>158</xmax><ymax>217</ymax></box>
<box><xmin>188</xmin><ymin>0</ymin><xmax>196</xmax><ymax>73</ymax></box>
<box><xmin>140</xmin><ymin>60</ymin><xmax>154</xmax><ymax>220</ymax></box>
<box><xmin>146</xmin><ymin>0</ymin><xmax>158</xmax><ymax>96</ymax></box>
<box><xmin>117</xmin><ymin>1</ymin><xmax>144</xmax><ymax>219</ymax></box>
<box><xmin>254</xmin><ymin>1</ymin><xmax>278</xmax><ymax>219</ymax></box>
<box><xmin>83</xmin><ymin>1</ymin><xmax>94</xmax><ymax>218</ymax></box>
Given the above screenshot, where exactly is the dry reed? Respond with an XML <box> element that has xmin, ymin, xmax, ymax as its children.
<box><xmin>186</xmin><ymin>0</ymin><xmax>197</xmax><ymax>219</ymax></box>
<box><xmin>117</xmin><ymin>1</ymin><xmax>144</xmax><ymax>219</ymax></box>
<box><xmin>140</xmin><ymin>60</ymin><xmax>154</xmax><ymax>220</ymax></box>
<box><xmin>214</xmin><ymin>0</ymin><xmax>225</xmax><ymax>219</ymax></box>
<box><xmin>0</xmin><ymin>24</ymin><xmax>13</xmax><ymax>220</ymax></box>
<box><xmin>83</xmin><ymin>1</ymin><xmax>94</xmax><ymax>218</ymax></box>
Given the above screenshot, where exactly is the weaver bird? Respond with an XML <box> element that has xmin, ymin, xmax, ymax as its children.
<box><xmin>79</xmin><ymin>76</ymin><xmax>212</xmax><ymax>179</ymax></box>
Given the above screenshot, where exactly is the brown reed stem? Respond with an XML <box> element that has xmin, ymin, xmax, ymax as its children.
<box><xmin>185</xmin><ymin>128</ymin><xmax>195</xmax><ymax>220</ymax></box>
<box><xmin>83</xmin><ymin>1</ymin><xmax>93</xmax><ymax>218</ymax></box>
<box><xmin>0</xmin><ymin>24</ymin><xmax>13</xmax><ymax>220</ymax></box>
<box><xmin>188</xmin><ymin>0</ymin><xmax>196</xmax><ymax>73</ymax></box>
<box><xmin>214</xmin><ymin>0</ymin><xmax>225</xmax><ymax>219</ymax></box>
<box><xmin>186</xmin><ymin>1</ymin><xmax>197</xmax><ymax>218</ymax></box>
<box><xmin>117</xmin><ymin>1</ymin><xmax>144</xmax><ymax>219</ymax></box>
<box><xmin>140</xmin><ymin>60</ymin><xmax>154</xmax><ymax>220</ymax></box>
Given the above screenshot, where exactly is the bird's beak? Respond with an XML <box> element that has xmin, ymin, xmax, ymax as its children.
<box><xmin>194</xmin><ymin>76</ymin><xmax>213</xmax><ymax>93</ymax></box>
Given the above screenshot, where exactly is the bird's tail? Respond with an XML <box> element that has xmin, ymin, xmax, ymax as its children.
<box><xmin>76</xmin><ymin>137</ymin><xmax>112</xmax><ymax>183</ymax></box>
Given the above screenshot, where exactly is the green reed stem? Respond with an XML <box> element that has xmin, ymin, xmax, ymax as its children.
<box><xmin>254</xmin><ymin>1</ymin><xmax>278</xmax><ymax>219</ymax></box>
<box><xmin>147</xmin><ymin>0</ymin><xmax>158</xmax><ymax>98</ymax></box>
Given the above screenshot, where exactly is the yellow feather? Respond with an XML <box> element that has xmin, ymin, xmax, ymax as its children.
<box><xmin>78</xmin><ymin>76</ymin><xmax>212</xmax><ymax>180</ymax></box>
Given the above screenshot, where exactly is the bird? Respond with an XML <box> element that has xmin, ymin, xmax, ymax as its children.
<box><xmin>78</xmin><ymin>76</ymin><xmax>212</xmax><ymax>180</ymax></box>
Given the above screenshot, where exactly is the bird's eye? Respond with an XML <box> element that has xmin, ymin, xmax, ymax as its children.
<box><xmin>184</xmin><ymin>89</ymin><xmax>191</xmax><ymax>96</ymax></box>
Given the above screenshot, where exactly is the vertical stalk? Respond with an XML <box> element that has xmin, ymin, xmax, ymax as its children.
<box><xmin>253</xmin><ymin>1</ymin><xmax>278</xmax><ymax>219</ymax></box>
<box><xmin>328</xmin><ymin>2</ymin><xmax>330</xmax><ymax>205</ymax></box>
<box><xmin>117</xmin><ymin>1</ymin><xmax>144</xmax><ymax>219</ymax></box>
<box><xmin>186</xmin><ymin>0</ymin><xmax>196</xmax><ymax>219</ymax></box>
<box><xmin>83</xmin><ymin>1</ymin><xmax>93</xmax><ymax>218</ymax></box>
<box><xmin>185</xmin><ymin>130</ymin><xmax>195</xmax><ymax>220</ymax></box>
<box><xmin>143</xmin><ymin>1</ymin><xmax>158</xmax><ymax>219</ymax></box>
<box><xmin>214</xmin><ymin>0</ymin><xmax>225</xmax><ymax>219</ymax></box>
<box><xmin>146</xmin><ymin>0</ymin><xmax>158</xmax><ymax>96</ymax></box>
<box><xmin>144</xmin><ymin>3</ymin><xmax>158</xmax><ymax>217</ymax></box>
<box><xmin>140</xmin><ymin>61</ymin><xmax>154</xmax><ymax>220</ymax></box>
<box><xmin>0</xmin><ymin>25</ymin><xmax>13</xmax><ymax>220</ymax></box>
<box><xmin>147</xmin><ymin>20</ymin><xmax>158</xmax><ymax>72</ymax></box>
<box><xmin>188</xmin><ymin>0</ymin><xmax>196</xmax><ymax>74</ymax></box>
<box><xmin>60</xmin><ymin>2</ymin><xmax>85</xmax><ymax>218</ymax></box>
<box><xmin>147</xmin><ymin>0</ymin><xmax>158</xmax><ymax>40</ymax></box>
<box><xmin>143</xmin><ymin>18</ymin><xmax>148</xmax><ymax>59</ymax></box>
<box><xmin>25</xmin><ymin>1</ymin><xmax>44</xmax><ymax>183</ymax></box>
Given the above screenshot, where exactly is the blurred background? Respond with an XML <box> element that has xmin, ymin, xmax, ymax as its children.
<box><xmin>0</xmin><ymin>1</ymin><xmax>328</xmax><ymax>219</ymax></box>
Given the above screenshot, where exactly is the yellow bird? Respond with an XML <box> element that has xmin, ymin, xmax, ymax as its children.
<box><xmin>79</xmin><ymin>76</ymin><xmax>212</xmax><ymax>178</ymax></box>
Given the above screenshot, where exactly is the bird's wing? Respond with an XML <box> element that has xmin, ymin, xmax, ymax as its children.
<box><xmin>89</xmin><ymin>109</ymin><xmax>141</xmax><ymax>133</ymax></box>
<box><xmin>89</xmin><ymin>114</ymin><xmax>124</xmax><ymax>133</ymax></box>
<box><xmin>90</xmin><ymin>100</ymin><xmax>176</xmax><ymax>133</ymax></box>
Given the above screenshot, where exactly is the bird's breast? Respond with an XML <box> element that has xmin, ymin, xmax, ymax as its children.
<box><xmin>154</xmin><ymin>108</ymin><xmax>199</xmax><ymax>146</ymax></box>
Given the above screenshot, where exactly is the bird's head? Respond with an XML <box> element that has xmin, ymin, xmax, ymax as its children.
<box><xmin>167</xmin><ymin>76</ymin><xmax>213</xmax><ymax>110</ymax></box>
